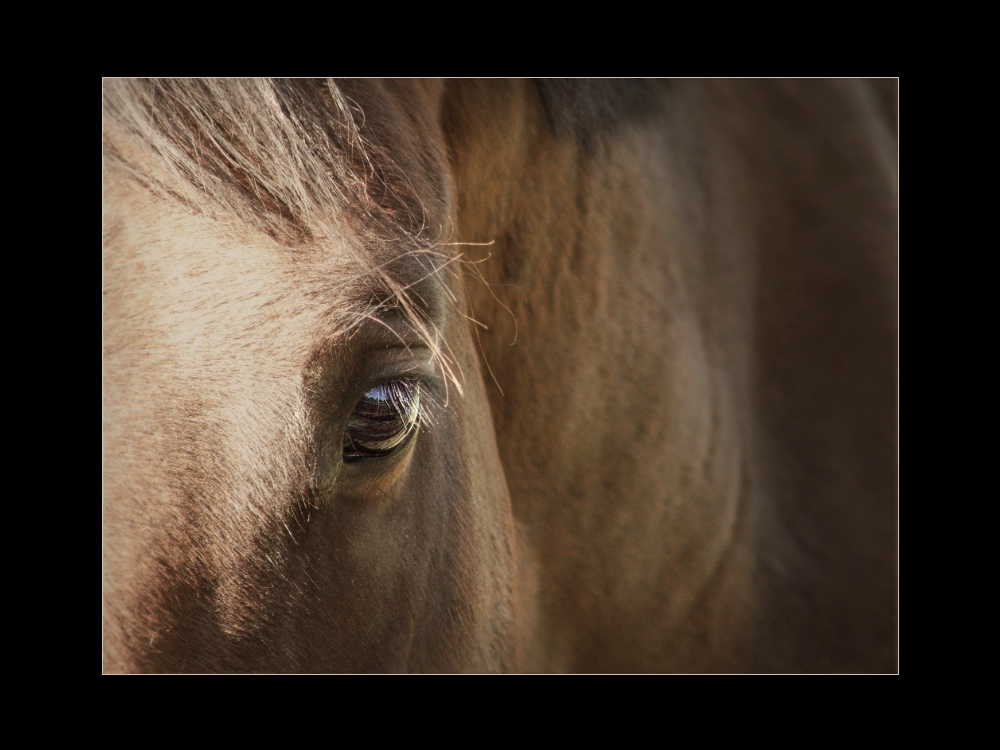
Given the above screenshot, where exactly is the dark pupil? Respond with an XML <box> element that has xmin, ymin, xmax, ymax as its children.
<box><xmin>343</xmin><ymin>381</ymin><xmax>419</xmax><ymax>460</ymax></box>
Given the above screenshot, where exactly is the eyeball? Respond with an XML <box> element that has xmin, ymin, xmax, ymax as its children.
<box><xmin>343</xmin><ymin>380</ymin><xmax>420</xmax><ymax>461</ymax></box>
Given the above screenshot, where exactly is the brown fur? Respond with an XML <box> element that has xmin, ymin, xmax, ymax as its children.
<box><xmin>103</xmin><ymin>79</ymin><xmax>897</xmax><ymax>672</ymax></box>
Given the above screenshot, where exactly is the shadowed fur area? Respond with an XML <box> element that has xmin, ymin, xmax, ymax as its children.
<box><xmin>103</xmin><ymin>79</ymin><xmax>897</xmax><ymax>672</ymax></box>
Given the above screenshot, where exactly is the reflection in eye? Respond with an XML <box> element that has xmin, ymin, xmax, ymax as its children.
<box><xmin>343</xmin><ymin>380</ymin><xmax>420</xmax><ymax>461</ymax></box>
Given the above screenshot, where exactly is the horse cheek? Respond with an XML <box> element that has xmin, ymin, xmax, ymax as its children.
<box><xmin>434</xmin><ymin>287</ymin><xmax>521</xmax><ymax>672</ymax></box>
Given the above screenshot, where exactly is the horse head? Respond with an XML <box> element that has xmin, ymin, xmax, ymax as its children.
<box><xmin>104</xmin><ymin>79</ymin><xmax>897</xmax><ymax>672</ymax></box>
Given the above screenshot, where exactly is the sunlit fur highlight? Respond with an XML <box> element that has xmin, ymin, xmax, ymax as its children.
<box><xmin>103</xmin><ymin>79</ymin><xmax>464</xmax><ymax>405</ymax></box>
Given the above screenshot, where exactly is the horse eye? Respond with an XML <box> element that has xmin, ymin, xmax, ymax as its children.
<box><xmin>343</xmin><ymin>380</ymin><xmax>420</xmax><ymax>462</ymax></box>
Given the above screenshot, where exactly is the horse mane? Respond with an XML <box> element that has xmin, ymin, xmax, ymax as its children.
<box><xmin>103</xmin><ymin>78</ymin><xmax>462</xmax><ymax>393</ymax></box>
<box><xmin>533</xmin><ymin>79</ymin><xmax>665</xmax><ymax>150</ymax></box>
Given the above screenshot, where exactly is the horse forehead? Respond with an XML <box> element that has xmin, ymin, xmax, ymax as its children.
<box><xmin>103</xmin><ymin>176</ymin><xmax>433</xmax><ymax>365</ymax></box>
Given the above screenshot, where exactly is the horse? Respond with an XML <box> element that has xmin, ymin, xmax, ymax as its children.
<box><xmin>102</xmin><ymin>79</ymin><xmax>897</xmax><ymax>673</ymax></box>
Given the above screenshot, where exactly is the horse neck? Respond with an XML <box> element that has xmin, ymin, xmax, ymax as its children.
<box><xmin>441</xmin><ymin>80</ymin><xmax>896</xmax><ymax>672</ymax></box>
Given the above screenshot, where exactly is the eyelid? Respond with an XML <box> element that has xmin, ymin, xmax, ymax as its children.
<box><xmin>355</xmin><ymin>355</ymin><xmax>439</xmax><ymax>399</ymax></box>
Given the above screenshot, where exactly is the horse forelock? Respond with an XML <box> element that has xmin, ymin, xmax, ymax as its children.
<box><xmin>103</xmin><ymin>78</ymin><xmax>461</xmax><ymax>392</ymax></box>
